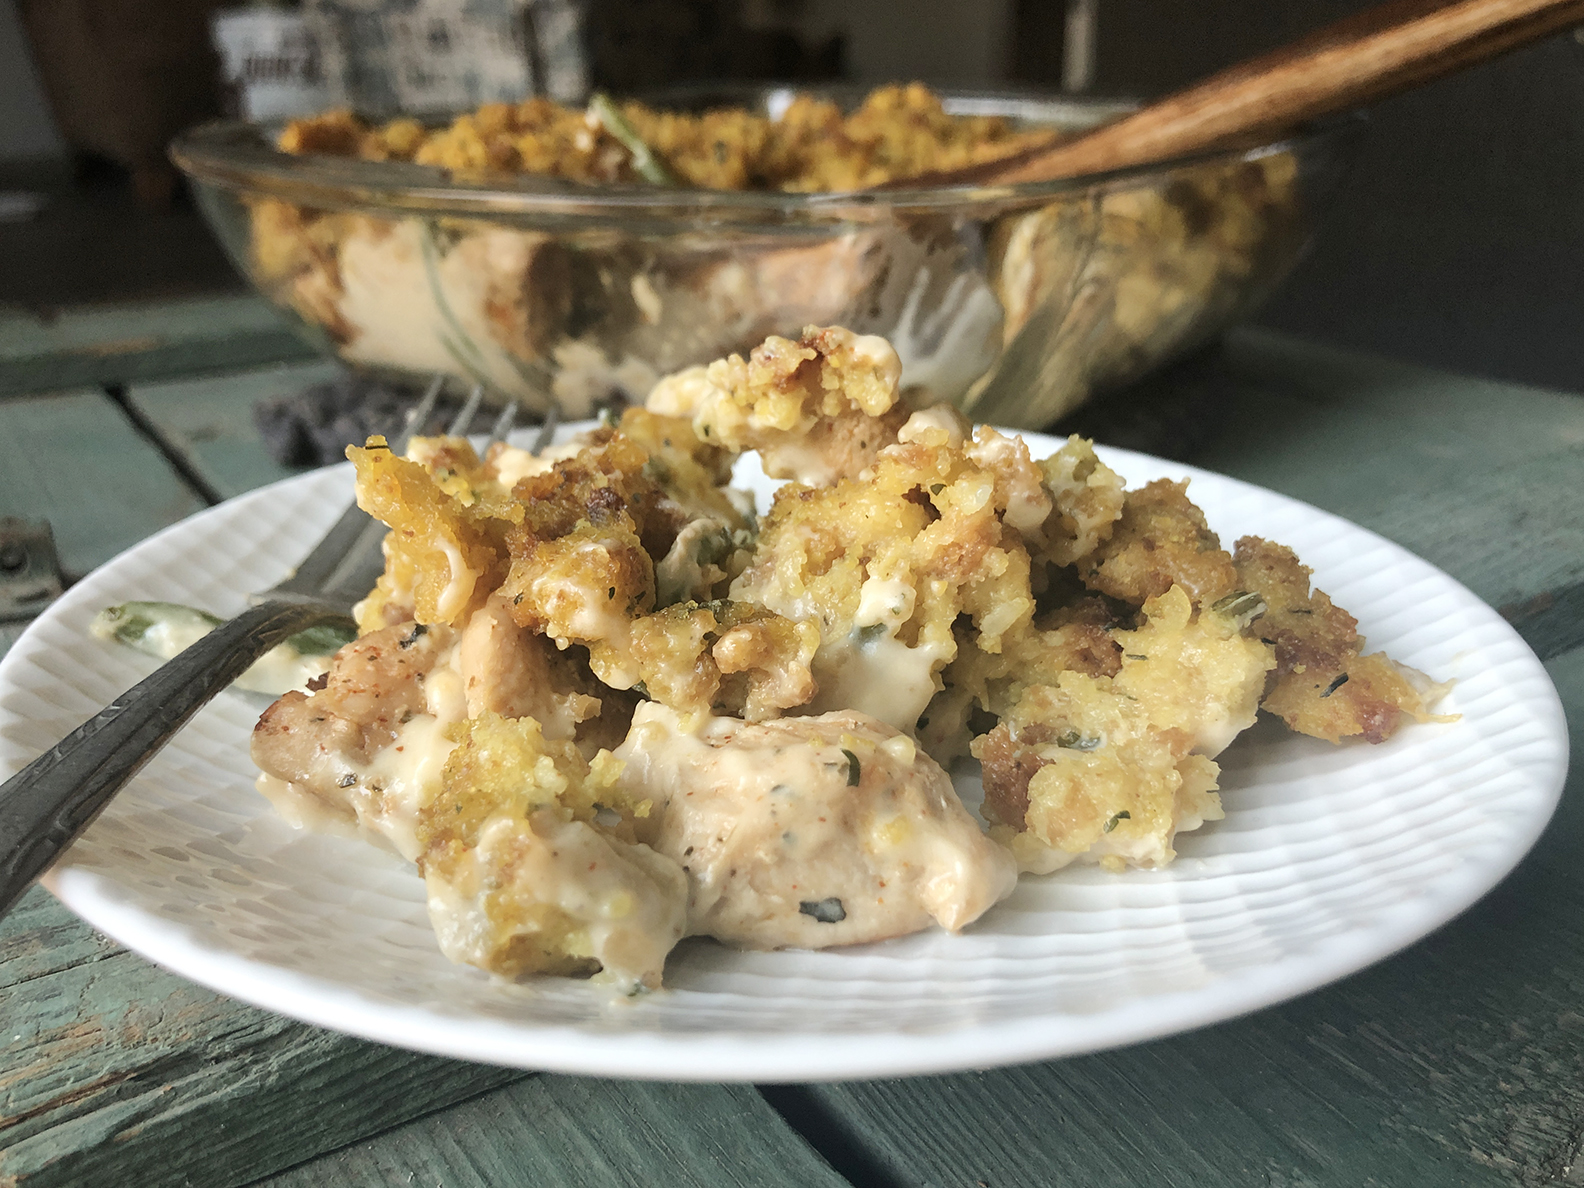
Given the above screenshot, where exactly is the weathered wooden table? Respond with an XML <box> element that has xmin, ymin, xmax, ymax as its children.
<box><xmin>1</xmin><ymin>297</ymin><xmax>1580</xmax><ymax>1187</ymax></box>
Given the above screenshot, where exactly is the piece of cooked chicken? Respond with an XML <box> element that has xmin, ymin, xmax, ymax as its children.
<box><xmin>615</xmin><ymin>703</ymin><xmax>1017</xmax><ymax>950</ymax></box>
<box><xmin>252</xmin><ymin>595</ymin><xmax>634</xmax><ymax>856</ymax></box>
<box><xmin>252</xmin><ymin>620</ymin><xmax>461</xmax><ymax>858</ymax></box>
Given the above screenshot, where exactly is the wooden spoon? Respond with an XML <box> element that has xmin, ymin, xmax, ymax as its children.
<box><xmin>955</xmin><ymin>0</ymin><xmax>1584</xmax><ymax>187</ymax></box>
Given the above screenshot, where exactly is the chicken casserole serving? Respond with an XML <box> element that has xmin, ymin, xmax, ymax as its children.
<box><xmin>250</xmin><ymin>326</ymin><xmax>1448</xmax><ymax>991</ymax></box>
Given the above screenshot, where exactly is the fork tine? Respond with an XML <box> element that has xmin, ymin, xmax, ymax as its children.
<box><xmin>392</xmin><ymin>375</ymin><xmax>445</xmax><ymax>455</ymax></box>
<box><xmin>447</xmin><ymin>384</ymin><xmax>486</xmax><ymax>437</ymax></box>
<box><xmin>530</xmin><ymin>398</ymin><xmax>562</xmax><ymax>457</ymax></box>
<box><xmin>486</xmin><ymin>399</ymin><xmax>521</xmax><ymax>449</ymax></box>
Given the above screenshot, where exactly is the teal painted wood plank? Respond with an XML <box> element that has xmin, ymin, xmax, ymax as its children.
<box><xmin>798</xmin><ymin>645</ymin><xmax>1584</xmax><ymax>1188</ymax></box>
<box><xmin>1</xmin><ymin>332</ymin><xmax>1580</xmax><ymax>1188</ymax></box>
<box><xmin>0</xmin><ymin>296</ymin><xmax>317</xmax><ymax>396</ymax></box>
<box><xmin>1198</xmin><ymin>328</ymin><xmax>1584</xmax><ymax>613</ymax></box>
<box><xmin>0</xmin><ymin>887</ymin><xmax>118</xmax><ymax>994</ymax></box>
<box><xmin>0</xmin><ymin>891</ymin><xmax>524</xmax><ymax>1188</ymax></box>
<box><xmin>257</xmin><ymin>1076</ymin><xmax>850</xmax><ymax>1188</ymax></box>
<box><xmin>126</xmin><ymin>360</ymin><xmax>337</xmax><ymax>499</ymax></box>
<box><xmin>0</xmin><ymin>891</ymin><xmax>845</xmax><ymax>1188</ymax></box>
<box><xmin>0</xmin><ymin>390</ymin><xmax>203</xmax><ymax>579</ymax></box>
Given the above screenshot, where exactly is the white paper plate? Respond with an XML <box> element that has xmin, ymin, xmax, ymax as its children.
<box><xmin>0</xmin><ymin>433</ymin><xmax>1567</xmax><ymax>1082</ymax></box>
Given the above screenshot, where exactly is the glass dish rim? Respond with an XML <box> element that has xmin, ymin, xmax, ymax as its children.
<box><xmin>169</xmin><ymin>86</ymin><xmax>1363</xmax><ymax>224</ymax></box>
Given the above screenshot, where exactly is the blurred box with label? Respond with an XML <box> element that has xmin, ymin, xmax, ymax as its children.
<box><xmin>212</xmin><ymin>7</ymin><xmax>333</xmax><ymax>121</ymax></box>
<box><xmin>303</xmin><ymin>0</ymin><xmax>589</xmax><ymax>116</ymax></box>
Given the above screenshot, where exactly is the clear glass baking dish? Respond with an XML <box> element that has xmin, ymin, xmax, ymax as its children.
<box><xmin>171</xmin><ymin>88</ymin><xmax>1360</xmax><ymax>428</ymax></box>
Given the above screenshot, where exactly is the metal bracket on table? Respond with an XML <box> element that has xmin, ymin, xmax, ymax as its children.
<box><xmin>0</xmin><ymin>518</ymin><xmax>66</xmax><ymax>622</ymax></box>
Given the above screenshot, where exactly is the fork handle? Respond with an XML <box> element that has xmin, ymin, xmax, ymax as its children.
<box><xmin>0</xmin><ymin>600</ymin><xmax>351</xmax><ymax>919</ymax></box>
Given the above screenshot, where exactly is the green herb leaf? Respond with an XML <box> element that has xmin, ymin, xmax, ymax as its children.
<box><xmin>589</xmin><ymin>93</ymin><xmax>678</xmax><ymax>185</ymax></box>
<box><xmin>799</xmin><ymin>897</ymin><xmax>846</xmax><ymax>923</ymax></box>
<box><xmin>851</xmin><ymin>623</ymin><xmax>887</xmax><ymax>650</ymax></box>
<box><xmin>1211</xmin><ymin>589</ymin><xmax>1268</xmax><ymax>629</ymax></box>
<box><xmin>1057</xmin><ymin>730</ymin><xmax>1102</xmax><ymax>751</ymax></box>
<box><xmin>96</xmin><ymin>600</ymin><xmax>221</xmax><ymax>647</ymax></box>
<box><xmin>287</xmin><ymin>621</ymin><xmax>357</xmax><ymax>657</ymax></box>
<box><xmin>1103</xmin><ymin>810</ymin><xmax>1131</xmax><ymax>833</ymax></box>
<box><xmin>842</xmin><ymin>748</ymin><xmax>861</xmax><ymax>786</ymax></box>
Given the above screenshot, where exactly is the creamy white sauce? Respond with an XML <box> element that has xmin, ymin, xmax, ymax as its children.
<box><xmin>888</xmin><ymin>275</ymin><xmax>1003</xmax><ymax>405</ymax></box>
<box><xmin>644</xmin><ymin>365</ymin><xmax>721</xmax><ymax>419</ymax></box>
<box><xmin>655</xmin><ymin>517</ymin><xmax>731</xmax><ymax>607</ymax></box>
<box><xmin>525</xmin><ymin>538</ymin><xmax>637</xmax><ymax>689</ymax></box>
<box><xmin>425</xmin><ymin>809</ymin><xmax>687</xmax><ymax>993</ymax></box>
<box><xmin>810</xmin><ymin>632</ymin><xmax>952</xmax><ymax>734</ymax></box>
<box><xmin>758</xmin><ymin>437</ymin><xmax>847</xmax><ymax>487</ymax></box>
<box><xmin>91</xmin><ymin>605</ymin><xmax>334</xmax><ymax>696</ymax></box>
<box><xmin>490</xmin><ymin>440</ymin><xmax>585</xmax><ymax>489</ymax></box>
<box><xmin>433</xmin><ymin>537</ymin><xmax>472</xmax><ymax>623</ymax></box>
<box><xmin>255</xmin><ymin>772</ymin><xmax>363</xmax><ymax>838</ymax></box>
<box><xmin>355</xmin><ymin>714</ymin><xmax>457</xmax><ymax>860</ymax></box>
<box><xmin>848</xmin><ymin>332</ymin><xmax>902</xmax><ymax>372</ymax></box>
<box><xmin>853</xmin><ymin>575</ymin><xmax>916</xmax><ymax>631</ymax></box>
<box><xmin>895</xmin><ymin>404</ymin><xmax>969</xmax><ymax>449</ymax></box>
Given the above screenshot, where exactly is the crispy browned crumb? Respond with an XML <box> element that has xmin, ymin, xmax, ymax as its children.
<box><xmin>1234</xmin><ymin>536</ymin><xmax>1441</xmax><ymax>743</ymax></box>
<box><xmin>275</xmin><ymin>85</ymin><xmax>1054</xmax><ymax>193</ymax></box>
<box><xmin>1029</xmin><ymin>436</ymin><xmax>1127</xmax><ymax>567</ymax></box>
<box><xmin>629</xmin><ymin>600</ymin><xmax>818</xmax><ymax>721</ymax></box>
<box><xmin>415</xmin><ymin>711</ymin><xmax>683</xmax><ymax>986</ymax></box>
<box><xmin>496</xmin><ymin>437</ymin><xmax>658</xmax><ymax>682</ymax></box>
<box><xmin>349</xmin><ymin>435</ymin><xmax>519</xmax><ymax>630</ymax></box>
<box><xmin>974</xmin><ymin>719</ymin><xmax>1049</xmax><ymax>829</ymax></box>
<box><xmin>646</xmin><ymin>325</ymin><xmax>908</xmax><ymax>486</ymax></box>
<box><xmin>277</xmin><ymin>108</ymin><xmax>366</xmax><ymax>157</ymax></box>
<box><xmin>970</xmin><ymin>674</ymin><xmax>1224</xmax><ymax>873</ymax></box>
<box><xmin>1080</xmin><ymin>479</ymin><xmax>1237</xmax><ymax>607</ymax></box>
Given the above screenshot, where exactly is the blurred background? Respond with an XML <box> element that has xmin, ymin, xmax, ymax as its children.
<box><xmin>0</xmin><ymin>0</ymin><xmax>1581</xmax><ymax>391</ymax></box>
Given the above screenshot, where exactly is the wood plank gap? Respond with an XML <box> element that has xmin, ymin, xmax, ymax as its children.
<box><xmin>1501</xmin><ymin>579</ymin><xmax>1584</xmax><ymax>662</ymax></box>
<box><xmin>0</xmin><ymin>943</ymin><xmax>121</xmax><ymax>994</ymax></box>
<box><xmin>102</xmin><ymin>383</ymin><xmax>225</xmax><ymax>508</ymax></box>
<box><xmin>755</xmin><ymin>1085</ymin><xmax>902</xmax><ymax>1188</ymax></box>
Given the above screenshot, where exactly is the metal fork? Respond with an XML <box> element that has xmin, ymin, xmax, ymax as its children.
<box><xmin>0</xmin><ymin>383</ymin><xmax>525</xmax><ymax>918</ymax></box>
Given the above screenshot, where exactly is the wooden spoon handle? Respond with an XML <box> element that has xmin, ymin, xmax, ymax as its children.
<box><xmin>986</xmin><ymin>0</ymin><xmax>1584</xmax><ymax>185</ymax></box>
